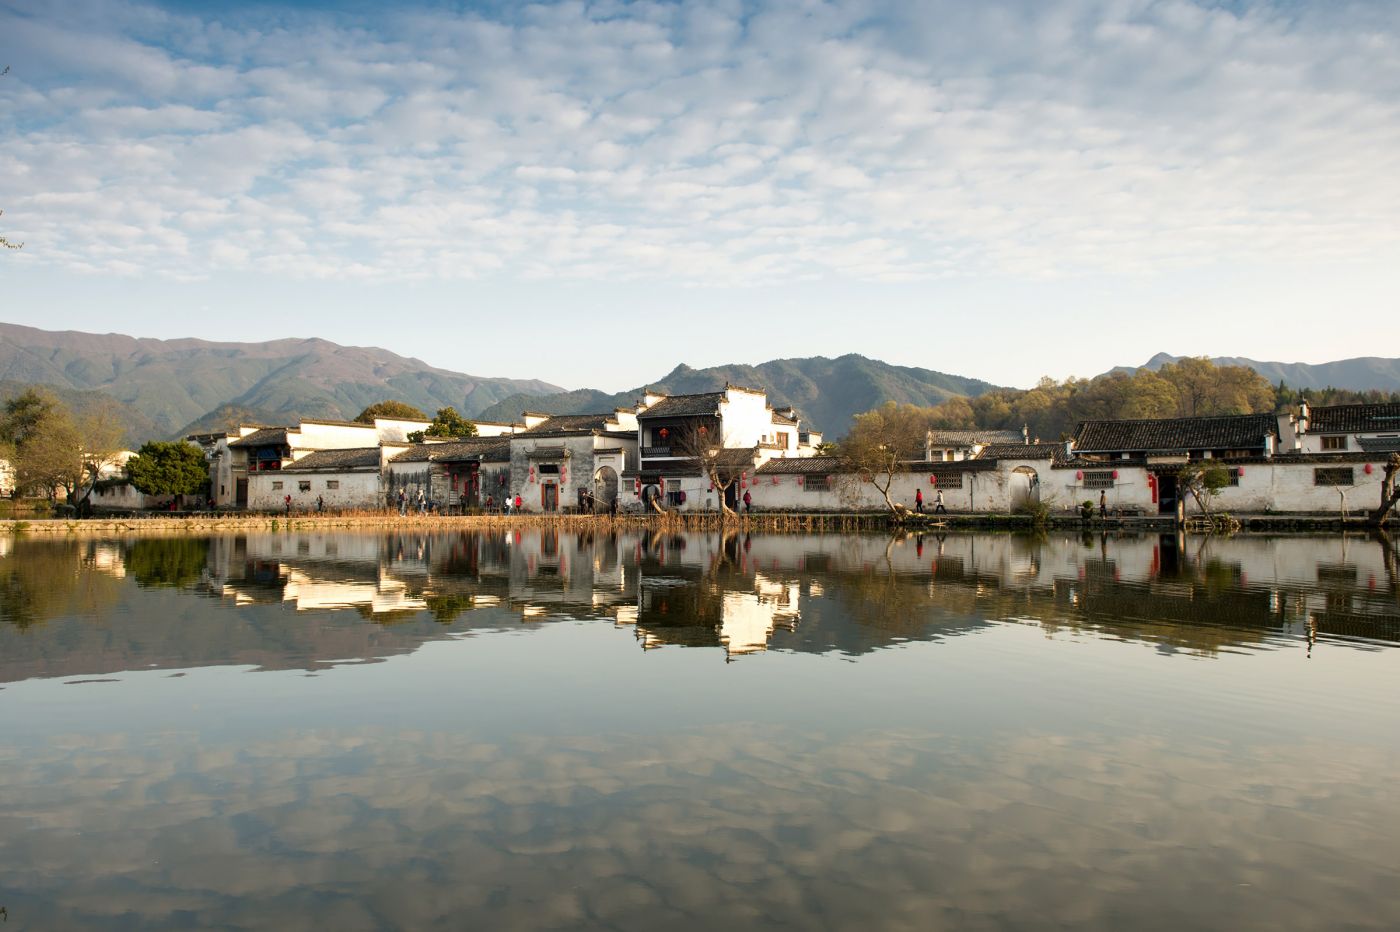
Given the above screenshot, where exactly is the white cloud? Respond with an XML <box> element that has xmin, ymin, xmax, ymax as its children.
<box><xmin>1</xmin><ymin>0</ymin><xmax>1398</xmax><ymax>286</ymax></box>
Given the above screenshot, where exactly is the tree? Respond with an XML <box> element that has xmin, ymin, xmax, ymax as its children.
<box><xmin>1</xmin><ymin>389</ymin><xmax>82</xmax><ymax>500</ymax></box>
<box><xmin>674</xmin><ymin>421</ymin><xmax>741</xmax><ymax>515</ymax></box>
<box><xmin>837</xmin><ymin>402</ymin><xmax>928</xmax><ymax>513</ymax></box>
<box><xmin>1178</xmin><ymin>461</ymin><xmax>1231</xmax><ymax>519</ymax></box>
<box><xmin>75</xmin><ymin>401</ymin><xmax>126</xmax><ymax>509</ymax></box>
<box><xmin>1370</xmin><ymin>453</ymin><xmax>1400</xmax><ymax>528</ymax></box>
<box><xmin>125</xmin><ymin>441</ymin><xmax>209</xmax><ymax>498</ymax></box>
<box><xmin>408</xmin><ymin>407</ymin><xmax>478</xmax><ymax>442</ymax></box>
<box><xmin>354</xmin><ymin>400</ymin><xmax>427</xmax><ymax>424</ymax></box>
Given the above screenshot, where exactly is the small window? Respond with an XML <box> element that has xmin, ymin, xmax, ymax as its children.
<box><xmin>272</xmin><ymin>481</ymin><xmax>284</xmax><ymax>491</ymax></box>
<box><xmin>1083</xmin><ymin>471</ymin><xmax>1115</xmax><ymax>489</ymax></box>
<box><xmin>930</xmin><ymin>471</ymin><xmax>965</xmax><ymax>489</ymax></box>
<box><xmin>1320</xmin><ymin>435</ymin><xmax>1347</xmax><ymax>450</ymax></box>
<box><xmin>1226</xmin><ymin>468</ymin><xmax>1241</xmax><ymax>487</ymax></box>
<box><xmin>538</xmin><ymin>464</ymin><xmax>560</xmax><ymax>474</ymax></box>
<box><xmin>1314</xmin><ymin>467</ymin><xmax>1354</xmax><ymax>487</ymax></box>
<box><xmin>326</xmin><ymin>480</ymin><xmax>339</xmax><ymax>490</ymax></box>
<box><xmin>298</xmin><ymin>481</ymin><xmax>311</xmax><ymax>492</ymax></box>
<box><xmin>803</xmin><ymin>475</ymin><xmax>830</xmax><ymax>492</ymax></box>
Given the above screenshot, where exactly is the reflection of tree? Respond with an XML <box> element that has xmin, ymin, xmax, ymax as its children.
<box><xmin>0</xmin><ymin>541</ymin><xmax>124</xmax><ymax>629</ymax></box>
<box><xmin>124</xmin><ymin>537</ymin><xmax>210</xmax><ymax>589</ymax></box>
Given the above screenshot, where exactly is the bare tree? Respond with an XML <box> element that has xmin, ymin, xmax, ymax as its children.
<box><xmin>1370</xmin><ymin>454</ymin><xmax>1400</xmax><ymax>528</ymax></box>
<box><xmin>672</xmin><ymin>423</ymin><xmax>745</xmax><ymax>515</ymax></box>
<box><xmin>836</xmin><ymin>402</ymin><xmax>927</xmax><ymax>514</ymax></box>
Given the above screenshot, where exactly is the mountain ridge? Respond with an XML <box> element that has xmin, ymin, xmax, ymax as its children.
<box><xmin>0</xmin><ymin>322</ymin><xmax>565</xmax><ymax>438</ymax></box>
<box><xmin>476</xmin><ymin>354</ymin><xmax>1004</xmax><ymax>437</ymax></box>
<box><xmin>1122</xmin><ymin>352</ymin><xmax>1400</xmax><ymax>392</ymax></box>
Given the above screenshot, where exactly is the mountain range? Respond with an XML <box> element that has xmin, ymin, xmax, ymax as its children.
<box><xmin>3</xmin><ymin>322</ymin><xmax>1398</xmax><ymax>443</ymax></box>
<box><xmin>0</xmin><ymin>323</ymin><xmax>563</xmax><ymax>439</ymax></box>
<box><xmin>476</xmin><ymin>357</ymin><xmax>1000</xmax><ymax>437</ymax></box>
<box><xmin>1128</xmin><ymin>352</ymin><xmax>1400</xmax><ymax>392</ymax></box>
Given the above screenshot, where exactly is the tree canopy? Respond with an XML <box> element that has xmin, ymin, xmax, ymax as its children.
<box><xmin>1</xmin><ymin>388</ymin><xmax>82</xmax><ymax>499</ymax></box>
<box><xmin>408</xmin><ymin>407</ymin><xmax>478</xmax><ymax>441</ymax></box>
<box><xmin>354</xmin><ymin>400</ymin><xmax>427</xmax><ymax>424</ymax></box>
<box><xmin>125</xmin><ymin>441</ymin><xmax>209</xmax><ymax>497</ymax></box>
<box><xmin>837</xmin><ymin>402</ymin><xmax>932</xmax><ymax>512</ymax></box>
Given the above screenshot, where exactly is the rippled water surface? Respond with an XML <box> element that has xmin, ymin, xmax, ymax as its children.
<box><xmin>2</xmin><ymin>529</ymin><xmax>1399</xmax><ymax>930</ymax></box>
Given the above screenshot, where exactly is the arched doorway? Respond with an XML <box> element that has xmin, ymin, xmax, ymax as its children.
<box><xmin>593</xmin><ymin>465</ymin><xmax>619</xmax><ymax>512</ymax></box>
<box><xmin>1010</xmin><ymin>466</ymin><xmax>1040</xmax><ymax>509</ymax></box>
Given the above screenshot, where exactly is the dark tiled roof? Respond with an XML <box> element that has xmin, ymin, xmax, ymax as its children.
<box><xmin>1358</xmin><ymin>437</ymin><xmax>1400</xmax><ymax>453</ymax></box>
<box><xmin>1073</xmin><ymin>415</ymin><xmax>1277</xmax><ymax>453</ymax></box>
<box><xmin>771</xmin><ymin>411</ymin><xmax>798</xmax><ymax>426</ymax></box>
<box><xmin>228</xmin><ymin>427</ymin><xmax>290</xmax><ymax>448</ymax></box>
<box><xmin>522</xmin><ymin>413</ymin><xmax>618</xmax><ymax>434</ymax></box>
<box><xmin>282</xmin><ymin>447</ymin><xmax>381</xmax><ymax>471</ymax></box>
<box><xmin>390</xmin><ymin>438</ymin><xmax>509</xmax><ymax>463</ymax></box>
<box><xmin>756</xmin><ymin>456</ymin><xmax>840</xmax><ymax>474</ymax></box>
<box><xmin>928</xmin><ymin>429</ymin><xmax>1024</xmax><ymax>446</ymax></box>
<box><xmin>1309</xmin><ymin>404</ymin><xmax>1400</xmax><ymax>434</ymax></box>
<box><xmin>638</xmin><ymin>392</ymin><xmax>725</xmax><ymax>418</ymax></box>
<box><xmin>975</xmin><ymin>443</ymin><xmax>1059</xmax><ymax>461</ymax></box>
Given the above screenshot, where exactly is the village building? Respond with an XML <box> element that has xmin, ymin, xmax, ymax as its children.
<box><xmin>1282</xmin><ymin>401</ymin><xmax>1400</xmax><ymax>455</ymax></box>
<box><xmin>926</xmin><ymin>428</ymin><xmax>1027</xmax><ymax>462</ymax></box>
<box><xmin>508</xmin><ymin>410</ymin><xmax>639</xmax><ymax>513</ymax></box>
<box><xmin>626</xmin><ymin>385</ymin><xmax>819</xmax><ymax>511</ymax></box>
<box><xmin>388</xmin><ymin>437</ymin><xmax>512</xmax><ymax>512</ymax></box>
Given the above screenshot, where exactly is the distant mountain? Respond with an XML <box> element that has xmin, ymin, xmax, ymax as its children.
<box><xmin>1126</xmin><ymin>352</ymin><xmax>1400</xmax><ymax>392</ymax></box>
<box><xmin>0</xmin><ymin>323</ymin><xmax>565</xmax><ymax>438</ymax></box>
<box><xmin>477</xmin><ymin>355</ymin><xmax>1004</xmax><ymax>437</ymax></box>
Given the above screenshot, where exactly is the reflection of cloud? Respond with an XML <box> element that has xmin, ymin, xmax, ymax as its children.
<box><xmin>1</xmin><ymin>727</ymin><xmax>1397</xmax><ymax>928</ymax></box>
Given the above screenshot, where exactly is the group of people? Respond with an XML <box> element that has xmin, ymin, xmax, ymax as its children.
<box><xmin>395</xmin><ymin>487</ymin><xmax>431</xmax><ymax>515</ymax></box>
<box><xmin>913</xmin><ymin>488</ymin><xmax>947</xmax><ymax>515</ymax></box>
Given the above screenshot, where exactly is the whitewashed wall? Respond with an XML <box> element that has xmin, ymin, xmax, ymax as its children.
<box><xmin>248</xmin><ymin>470</ymin><xmax>382</xmax><ymax>511</ymax></box>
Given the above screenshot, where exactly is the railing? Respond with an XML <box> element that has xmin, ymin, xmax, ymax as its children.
<box><xmin>641</xmin><ymin>446</ymin><xmax>673</xmax><ymax>457</ymax></box>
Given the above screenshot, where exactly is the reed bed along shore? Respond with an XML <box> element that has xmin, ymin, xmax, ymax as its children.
<box><xmin>4</xmin><ymin>509</ymin><xmax>894</xmax><ymax>537</ymax></box>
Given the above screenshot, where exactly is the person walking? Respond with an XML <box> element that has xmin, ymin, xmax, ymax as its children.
<box><xmin>316</xmin><ymin>494</ymin><xmax>324</xmax><ymax>514</ymax></box>
<box><xmin>397</xmin><ymin>487</ymin><xmax>407</xmax><ymax>516</ymax></box>
<box><xmin>283</xmin><ymin>494</ymin><xmax>292</xmax><ymax>516</ymax></box>
<box><xmin>417</xmin><ymin>488</ymin><xmax>426</xmax><ymax>514</ymax></box>
<box><xmin>1099</xmin><ymin>489</ymin><xmax>1109</xmax><ymax>519</ymax></box>
<box><xmin>742</xmin><ymin>489</ymin><xmax>752</xmax><ymax>513</ymax></box>
<box><xmin>933</xmin><ymin>489</ymin><xmax>946</xmax><ymax>514</ymax></box>
<box><xmin>915</xmin><ymin>488</ymin><xmax>924</xmax><ymax>513</ymax></box>
<box><xmin>514</xmin><ymin>494</ymin><xmax>523</xmax><ymax>513</ymax></box>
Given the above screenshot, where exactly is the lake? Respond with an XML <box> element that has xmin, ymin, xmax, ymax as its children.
<box><xmin>1</xmin><ymin>529</ymin><xmax>1398</xmax><ymax>930</ymax></box>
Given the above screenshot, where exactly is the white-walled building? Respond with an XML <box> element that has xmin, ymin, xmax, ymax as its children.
<box><xmin>1282</xmin><ymin>402</ymin><xmax>1400</xmax><ymax>456</ymax></box>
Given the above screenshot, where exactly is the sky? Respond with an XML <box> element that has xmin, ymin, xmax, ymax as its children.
<box><xmin>1</xmin><ymin>0</ymin><xmax>1398</xmax><ymax>393</ymax></box>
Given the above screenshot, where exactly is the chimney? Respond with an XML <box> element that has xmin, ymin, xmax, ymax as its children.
<box><xmin>1022</xmin><ymin>424</ymin><xmax>1030</xmax><ymax>445</ymax></box>
<box><xmin>1298</xmin><ymin>399</ymin><xmax>1310</xmax><ymax>435</ymax></box>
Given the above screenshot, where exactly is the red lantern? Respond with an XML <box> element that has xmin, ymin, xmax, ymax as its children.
<box><xmin>1076</xmin><ymin>470</ymin><xmax>1084</xmax><ymax>480</ymax></box>
<box><xmin>659</xmin><ymin>427</ymin><xmax>669</xmax><ymax>440</ymax></box>
<box><xmin>771</xmin><ymin>476</ymin><xmax>778</xmax><ymax>485</ymax></box>
<box><xmin>1237</xmin><ymin>466</ymin><xmax>1244</xmax><ymax>477</ymax></box>
<box><xmin>797</xmin><ymin>477</ymin><xmax>804</xmax><ymax>485</ymax></box>
<box><xmin>1365</xmin><ymin>463</ymin><xmax>1374</xmax><ymax>475</ymax></box>
<box><xmin>929</xmin><ymin>475</ymin><xmax>937</xmax><ymax>484</ymax></box>
<box><xmin>1111</xmin><ymin>470</ymin><xmax>1119</xmax><ymax>479</ymax></box>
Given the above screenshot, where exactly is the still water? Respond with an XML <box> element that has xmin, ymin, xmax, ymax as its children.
<box><xmin>1</xmin><ymin>529</ymin><xmax>1399</xmax><ymax>930</ymax></box>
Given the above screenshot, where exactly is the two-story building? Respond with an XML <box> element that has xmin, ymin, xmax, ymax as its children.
<box><xmin>1283</xmin><ymin>401</ymin><xmax>1400</xmax><ymax>456</ymax></box>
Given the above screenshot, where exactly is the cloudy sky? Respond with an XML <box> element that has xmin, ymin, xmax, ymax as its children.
<box><xmin>2</xmin><ymin>0</ymin><xmax>1397</xmax><ymax>391</ymax></box>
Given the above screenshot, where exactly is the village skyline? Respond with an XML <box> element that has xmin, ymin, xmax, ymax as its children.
<box><xmin>3</xmin><ymin>0</ymin><xmax>1399</xmax><ymax>390</ymax></box>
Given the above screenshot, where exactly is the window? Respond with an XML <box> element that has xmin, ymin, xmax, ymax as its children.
<box><xmin>298</xmin><ymin>481</ymin><xmax>311</xmax><ymax>492</ymax></box>
<box><xmin>326</xmin><ymin>480</ymin><xmax>339</xmax><ymax>490</ymax></box>
<box><xmin>272</xmin><ymin>481</ymin><xmax>283</xmax><ymax>491</ymax></box>
<box><xmin>665</xmin><ymin>478</ymin><xmax>683</xmax><ymax>506</ymax></box>
<box><xmin>803</xmin><ymin>475</ymin><xmax>830</xmax><ymax>492</ymax></box>
<box><xmin>778</xmin><ymin>432</ymin><xmax>790</xmax><ymax>450</ymax></box>
<box><xmin>1083</xmin><ymin>471</ymin><xmax>1115</xmax><ymax>489</ymax></box>
<box><xmin>1314</xmin><ymin>467</ymin><xmax>1354</xmax><ymax>487</ymax></box>
<box><xmin>1226</xmin><ymin>468</ymin><xmax>1241</xmax><ymax>487</ymax></box>
<box><xmin>538</xmin><ymin>463</ymin><xmax>560</xmax><ymax>474</ymax></box>
<box><xmin>1320</xmin><ymin>436</ymin><xmax>1347</xmax><ymax>451</ymax></box>
<box><xmin>930</xmin><ymin>471</ymin><xmax>964</xmax><ymax>489</ymax></box>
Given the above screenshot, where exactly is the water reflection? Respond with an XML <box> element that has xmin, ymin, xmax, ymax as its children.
<box><xmin>1</xmin><ymin>530</ymin><xmax>1398</xmax><ymax>680</ymax></box>
<box><xmin>3</xmin><ymin>530</ymin><xmax>1400</xmax><ymax>929</ymax></box>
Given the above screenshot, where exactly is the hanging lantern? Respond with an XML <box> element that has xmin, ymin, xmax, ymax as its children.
<box><xmin>659</xmin><ymin>427</ymin><xmax>669</xmax><ymax>440</ymax></box>
<box><xmin>929</xmin><ymin>475</ymin><xmax>937</xmax><ymax>484</ymax></box>
<box><xmin>771</xmin><ymin>476</ymin><xmax>778</xmax><ymax>485</ymax></box>
<box><xmin>1111</xmin><ymin>470</ymin><xmax>1119</xmax><ymax>479</ymax></box>
<box><xmin>797</xmin><ymin>476</ymin><xmax>804</xmax><ymax>485</ymax></box>
<box><xmin>1076</xmin><ymin>470</ymin><xmax>1084</xmax><ymax>480</ymax></box>
<box><xmin>1237</xmin><ymin>466</ymin><xmax>1245</xmax><ymax>478</ymax></box>
<box><xmin>1364</xmin><ymin>463</ymin><xmax>1374</xmax><ymax>475</ymax></box>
